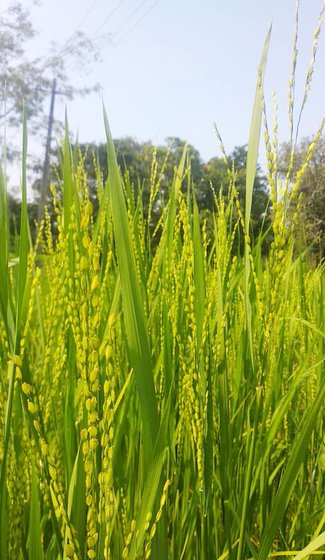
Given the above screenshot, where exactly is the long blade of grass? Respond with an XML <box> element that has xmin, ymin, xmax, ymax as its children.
<box><xmin>128</xmin><ymin>384</ymin><xmax>173</xmax><ymax>560</ymax></box>
<box><xmin>245</xmin><ymin>25</ymin><xmax>271</xmax><ymax>234</ymax></box>
<box><xmin>67</xmin><ymin>444</ymin><xmax>86</xmax><ymax>555</ymax></box>
<box><xmin>292</xmin><ymin>531</ymin><xmax>325</xmax><ymax>560</ymax></box>
<box><xmin>0</xmin><ymin>166</ymin><xmax>11</xmax><ymax>342</ymax></box>
<box><xmin>244</xmin><ymin>26</ymin><xmax>271</xmax><ymax>372</ymax></box>
<box><xmin>0</xmin><ymin>89</ymin><xmax>15</xmax><ymax>348</ymax></box>
<box><xmin>0</xmin><ymin>112</ymin><xmax>30</xmax><ymax>557</ymax></box>
<box><xmin>63</xmin><ymin>113</ymin><xmax>73</xmax><ymax>236</ymax></box>
<box><xmin>16</xmin><ymin>109</ymin><xmax>29</xmax><ymax>330</ymax></box>
<box><xmin>192</xmin><ymin>194</ymin><xmax>205</xmax><ymax>348</ymax></box>
<box><xmin>257</xmin><ymin>379</ymin><xmax>325</xmax><ymax>560</ymax></box>
<box><xmin>237</xmin><ymin>388</ymin><xmax>262</xmax><ymax>560</ymax></box>
<box><xmin>28</xmin><ymin>466</ymin><xmax>43</xmax><ymax>560</ymax></box>
<box><xmin>103</xmin><ymin>107</ymin><xmax>159</xmax><ymax>463</ymax></box>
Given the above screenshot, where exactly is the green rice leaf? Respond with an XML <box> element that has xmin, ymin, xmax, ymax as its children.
<box><xmin>128</xmin><ymin>384</ymin><xmax>173</xmax><ymax>560</ymax></box>
<box><xmin>0</xmin><ymin>164</ymin><xmax>10</xmax><ymax>342</ymax></box>
<box><xmin>257</xmin><ymin>380</ymin><xmax>325</xmax><ymax>560</ymax></box>
<box><xmin>28</xmin><ymin>466</ymin><xmax>43</xmax><ymax>560</ymax></box>
<box><xmin>292</xmin><ymin>531</ymin><xmax>325</xmax><ymax>560</ymax></box>
<box><xmin>245</xmin><ymin>25</ymin><xmax>271</xmax><ymax>233</ymax></box>
<box><xmin>67</xmin><ymin>445</ymin><xmax>86</xmax><ymax>555</ymax></box>
<box><xmin>0</xmin><ymin>112</ymin><xmax>30</xmax><ymax>556</ymax></box>
<box><xmin>16</xmin><ymin>109</ymin><xmax>29</xmax><ymax>322</ymax></box>
<box><xmin>63</xmin><ymin>113</ymin><xmax>73</xmax><ymax>236</ymax></box>
<box><xmin>192</xmin><ymin>194</ymin><xmax>205</xmax><ymax>349</ymax></box>
<box><xmin>244</xmin><ymin>25</ymin><xmax>271</xmax><ymax>371</ymax></box>
<box><xmin>103</xmin><ymin>107</ymin><xmax>159</xmax><ymax>464</ymax></box>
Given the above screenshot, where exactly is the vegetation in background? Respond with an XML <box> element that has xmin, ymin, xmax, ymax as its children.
<box><xmin>0</xmin><ymin>2</ymin><xmax>324</xmax><ymax>560</ymax></box>
<box><xmin>10</xmin><ymin>138</ymin><xmax>271</xmax><ymax>255</ymax></box>
<box><xmin>279</xmin><ymin>135</ymin><xmax>325</xmax><ymax>259</ymax></box>
<box><xmin>0</xmin><ymin>1</ymin><xmax>102</xmax><ymax>162</ymax></box>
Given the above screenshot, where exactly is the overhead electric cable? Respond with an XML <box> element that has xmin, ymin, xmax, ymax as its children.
<box><xmin>114</xmin><ymin>0</ymin><xmax>159</xmax><ymax>44</ymax></box>
<box><xmin>76</xmin><ymin>0</ymin><xmax>98</xmax><ymax>30</ymax></box>
<box><xmin>111</xmin><ymin>0</ymin><xmax>148</xmax><ymax>38</ymax></box>
<box><xmin>101</xmin><ymin>0</ymin><xmax>159</xmax><ymax>57</ymax></box>
<box><xmin>55</xmin><ymin>0</ymin><xmax>100</xmax><ymax>61</ymax></box>
<box><xmin>93</xmin><ymin>0</ymin><xmax>127</xmax><ymax>36</ymax></box>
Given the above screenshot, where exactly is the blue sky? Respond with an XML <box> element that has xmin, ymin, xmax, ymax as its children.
<box><xmin>3</xmin><ymin>0</ymin><xmax>325</xmax><ymax>169</ymax></box>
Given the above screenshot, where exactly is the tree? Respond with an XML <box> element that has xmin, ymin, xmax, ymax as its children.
<box><xmin>75</xmin><ymin>139</ymin><xmax>270</xmax><ymax>249</ymax></box>
<box><xmin>0</xmin><ymin>2</ymin><xmax>100</xmax><ymax>146</ymax></box>
<box><xmin>26</xmin><ymin>137</ymin><xmax>271</xmax><ymax>252</ymax></box>
<box><xmin>279</xmin><ymin>136</ymin><xmax>325</xmax><ymax>259</ymax></box>
<box><xmin>77</xmin><ymin>136</ymin><xmax>203</xmax><ymax>218</ymax></box>
<box><xmin>201</xmin><ymin>146</ymin><xmax>270</xmax><ymax>242</ymax></box>
<box><xmin>0</xmin><ymin>1</ymin><xmax>37</xmax><ymax>145</ymax></box>
<box><xmin>0</xmin><ymin>1</ymin><xmax>106</xmax><ymax>223</ymax></box>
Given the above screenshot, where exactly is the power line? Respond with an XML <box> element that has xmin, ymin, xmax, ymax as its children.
<box><xmin>75</xmin><ymin>0</ymin><xmax>98</xmax><ymax>30</ymax></box>
<box><xmin>55</xmin><ymin>0</ymin><xmax>101</xmax><ymax>61</ymax></box>
<box><xmin>115</xmin><ymin>0</ymin><xmax>159</xmax><ymax>45</ymax></box>
<box><xmin>112</xmin><ymin>0</ymin><xmax>148</xmax><ymax>37</ymax></box>
<box><xmin>93</xmin><ymin>0</ymin><xmax>150</xmax><ymax>42</ymax></box>
<box><xmin>102</xmin><ymin>0</ymin><xmax>160</xmax><ymax>57</ymax></box>
<box><xmin>93</xmin><ymin>0</ymin><xmax>127</xmax><ymax>36</ymax></box>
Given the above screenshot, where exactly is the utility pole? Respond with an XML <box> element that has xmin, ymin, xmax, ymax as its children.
<box><xmin>37</xmin><ymin>78</ymin><xmax>56</xmax><ymax>226</ymax></box>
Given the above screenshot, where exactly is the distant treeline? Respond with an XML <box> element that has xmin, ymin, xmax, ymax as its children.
<box><xmin>8</xmin><ymin>135</ymin><xmax>325</xmax><ymax>258</ymax></box>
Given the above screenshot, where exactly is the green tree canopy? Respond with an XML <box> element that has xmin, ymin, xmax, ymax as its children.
<box><xmin>11</xmin><ymin>136</ymin><xmax>272</xmax><ymax>252</ymax></box>
<box><xmin>201</xmin><ymin>145</ymin><xmax>270</xmax><ymax>237</ymax></box>
<box><xmin>279</xmin><ymin>136</ymin><xmax>325</xmax><ymax>259</ymax></box>
<box><xmin>73</xmin><ymin>138</ymin><xmax>270</xmax><ymax>249</ymax></box>
<box><xmin>0</xmin><ymin>1</ymin><xmax>100</xmax><ymax>160</ymax></box>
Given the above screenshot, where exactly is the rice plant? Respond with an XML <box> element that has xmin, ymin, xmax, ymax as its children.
<box><xmin>0</xmin><ymin>4</ymin><xmax>324</xmax><ymax>560</ymax></box>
